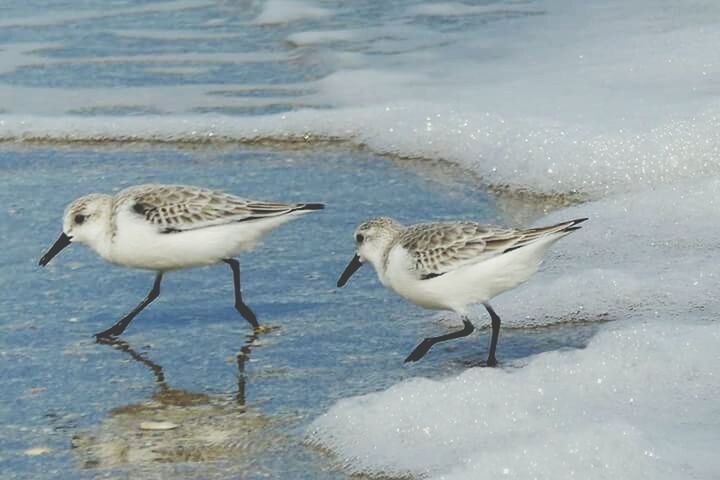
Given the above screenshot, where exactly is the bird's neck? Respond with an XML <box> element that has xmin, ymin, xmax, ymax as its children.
<box><xmin>372</xmin><ymin>246</ymin><xmax>396</xmax><ymax>288</ymax></box>
<box><xmin>80</xmin><ymin>213</ymin><xmax>115</xmax><ymax>263</ymax></box>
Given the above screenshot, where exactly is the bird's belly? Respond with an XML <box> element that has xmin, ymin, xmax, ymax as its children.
<box><xmin>387</xmin><ymin>277</ymin><xmax>455</xmax><ymax>311</ymax></box>
<box><xmin>388</xmin><ymin>261</ymin><xmax>538</xmax><ymax>312</ymax></box>
<box><xmin>381</xmin><ymin>233</ymin><xmax>556</xmax><ymax>313</ymax></box>
<box><xmin>436</xmin><ymin>250</ymin><xmax>543</xmax><ymax>305</ymax></box>
<box><xmin>109</xmin><ymin>226</ymin><xmax>258</xmax><ymax>271</ymax></box>
<box><xmin>110</xmin><ymin>244</ymin><xmax>223</xmax><ymax>271</ymax></box>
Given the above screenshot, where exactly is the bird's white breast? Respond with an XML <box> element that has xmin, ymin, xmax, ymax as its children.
<box><xmin>381</xmin><ymin>245</ymin><xmax>452</xmax><ymax>310</ymax></box>
<box><xmin>377</xmin><ymin>235</ymin><xmax>562</xmax><ymax>314</ymax></box>
<box><xmin>107</xmin><ymin>208</ymin><xmax>307</xmax><ymax>271</ymax></box>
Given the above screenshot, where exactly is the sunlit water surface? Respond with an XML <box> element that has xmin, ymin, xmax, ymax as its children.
<box><xmin>2</xmin><ymin>0</ymin><xmax>719</xmax><ymax>478</ymax></box>
<box><xmin>0</xmin><ymin>146</ymin><xmax>600</xmax><ymax>479</ymax></box>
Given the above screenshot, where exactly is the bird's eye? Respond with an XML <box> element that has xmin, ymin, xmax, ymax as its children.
<box><xmin>355</xmin><ymin>233</ymin><xmax>364</xmax><ymax>243</ymax></box>
<box><xmin>74</xmin><ymin>214</ymin><xmax>87</xmax><ymax>225</ymax></box>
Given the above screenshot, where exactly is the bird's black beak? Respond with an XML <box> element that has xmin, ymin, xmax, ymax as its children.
<box><xmin>337</xmin><ymin>253</ymin><xmax>363</xmax><ymax>287</ymax></box>
<box><xmin>39</xmin><ymin>232</ymin><xmax>72</xmax><ymax>266</ymax></box>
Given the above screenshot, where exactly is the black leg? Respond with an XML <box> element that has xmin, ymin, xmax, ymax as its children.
<box><xmin>223</xmin><ymin>258</ymin><xmax>259</xmax><ymax>329</ymax></box>
<box><xmin>483</xmin><ymin>302</ymin><xmax>501</xmax><ymax>367</ymax></box>
<box><xmin>404</xmin><ymin>318</ymin><xmax>475</xmax><ymax>363</ymax></box>
<box><xmin>95</xmin><ymin>273</ymin><xmax>163</xmax><ymax>338</ymax></box>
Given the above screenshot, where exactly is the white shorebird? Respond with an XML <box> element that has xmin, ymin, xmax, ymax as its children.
<box><xmin>39</xmin><ymin>184</ymin><xmax>324</xmax><ymax>338</ymax></box>
<box><xmin>337</xmin><ymin>217</ymin><xmax>587</xmax><ymax>365</ymax></box>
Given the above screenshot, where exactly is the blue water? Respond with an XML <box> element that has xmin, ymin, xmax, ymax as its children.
<box><xmin>5</xmin><ymin>0</ymin><xmax>707</xmax><ymax>477</ymax></box>
<box><xmin>0</xmin><ymin>0</ymin><xmax>544</xmax><ymax>118</ymax></box>
<box><xmin>0</xmin><ymin>146</ymin><xmax>600</xmax><ymax>478</ymax></box>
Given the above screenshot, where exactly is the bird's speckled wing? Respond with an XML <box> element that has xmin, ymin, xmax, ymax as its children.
<box><xmin>114</xmin><ymin>184</ymin><xmax>309</xmax><ymax>233</ymax></box>
<box><xmin>398</xmin><ymin>221</ymin><xmax>577</xmax><ymax>279</ymax></box>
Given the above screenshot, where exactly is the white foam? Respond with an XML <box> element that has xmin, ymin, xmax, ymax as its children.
<box><xmin>2</xmin><ymin>100</ymin><xmax>718</xmax><ymax>196</ymax></box>
<box><xmin>3</xmin><ymin>0</ymin><xmax>720</xmax><ymax>196</ymax></box>
<box><xmin>408</xmin><ymin>1</ymin><xmax>543</xmax><ymax>17</ymax></box>
<box><xmin>307</xmin><ymin>125</ymin><xmax>720</xmax><ymax>478</ymax></box>
<box><xmin>286</xmin><ymin>29</ymin><xmax>361</xmax><ymax>46</ymax></box>
<box><xmin>308</xmin><ymin>320</ymin><xmax>720</xmax><ymax>479</ymax></box>
<box><xmin>481</xmin><ymin>177</ymin><xmax>720</xmax><ymax>328</ymax></box>
<box><xmin>251</xmin><ymin>0</ymin><xmax>332</xmax><ymax>25</ymax></box>
<box><xmin>0</xmin><ymin>43</ymin><xmax>63</xmax><ymax>75</ymax></box>
<box><xmin>3</xmin><ymin>2</ymin><xmax>720</xmax><ymax>478</ymax></box>
<box><xmin>0</xmin><ymin>0</ymin><xmax>720</xmax><ymax>197</ymax></box>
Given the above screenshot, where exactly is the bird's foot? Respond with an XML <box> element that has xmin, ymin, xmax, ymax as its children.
<box><xmin>485</xmin><ymin>356</ymin><xmax>498</xmax><ymax>367</ymax></box>
<box><xmin>235</xmin><ymin>302</ymin><xmax>259</xmax><ymax>328</ymax></box>
<box><xmin>94</xmin><ymin>324</ymin><xmax>126</xmax><ymax>339</ymax></box>
<box><xmin>404</xmin><ymin>339</ymin><xmax>433</xmax><ymax>363</ymax></box>
<box><xmin>253</xmin><ymin>324</ymin><xmax>278</xmax><ymax>335</ymax></box>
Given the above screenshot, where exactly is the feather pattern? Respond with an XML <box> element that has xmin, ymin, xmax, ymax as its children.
<box><xmin>112</xmin><ymin>184</ymin><xmax>315</xmax><ymax>233</ymax></box>
<box><xmin>341</xmin><ymin>215</ymin><xmax>586</xmax><ymax>364</ymax></box>
<box><xmin>397</xmin><ymin>219</ymin><xmax>586</xmax><ymax>279</ymax></box>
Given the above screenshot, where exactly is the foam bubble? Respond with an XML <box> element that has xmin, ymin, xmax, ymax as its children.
<box><xmin>487</xmin><ymin>179</ymin><xmax>720</xmax><ymax>327</ymax></box>
<box><xmin>408</xmin><ymin>1</ymin><xmax>543</xmax><ymax>17</ymax></box>
<box><xmin>286</xmin><ymin>29</ymin><xmax>362</xmax><ymax>46</ymax></box>
<box><xmin>2</xmin><ymin>102</ymin><xmax>718</xmax><ymax>197</ymax></box>
<box><xmin>251</xmin><ymin>0</ymin><xmax>333</xmax><ymax>25</ymax></box>
<box><xmin>2</xmin><ymin>0</ymin><xmax>719</xmax><ymax>198</ymax></box>
<box><xmin>308</xmin><ymin>169</ymin><xmax>720</xmax><ymax>479</ymax></box>
<box><xmin>308</xmin><ymin>320</ymin><xmax>720</xmax><ymax>479</ymax></box>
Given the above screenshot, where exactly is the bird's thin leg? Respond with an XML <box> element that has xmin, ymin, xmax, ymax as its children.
<box><xmin>405</xmin><ymin>317</ymin><xmax>475</xmax><ymax>363</ymax></box>
<box><xmin>223</xmin><ymin>258</ymin><xmax>259</xmax><ymax>329</ymax></box>
<box><xmin>95</xmin><ymin>273</ymin><xmax>163</xmax><ymax>338</ymax></box>
<box><xmin>483</xmin><ymin>302</ymin><xmax>501</xmax><ymax>367</ymax></box>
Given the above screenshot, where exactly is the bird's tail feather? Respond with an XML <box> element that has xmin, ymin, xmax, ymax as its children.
<box><xmin>295</xmin><ymin>203</ymin><xmax>325</xmax><ymax>211</ymax></box>
<box><xmin>558</xmin><ymin>217</ymin><xmax>588</xmax><ymax>233</ymax></box>
<box><xmin>503</xmin><ymin>218</ymin><xmax>587</xmax><ymax>253</ymax></box>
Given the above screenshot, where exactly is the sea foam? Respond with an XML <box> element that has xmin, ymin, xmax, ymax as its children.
<box><xmin>297</xmin><ymin>2</ymin><xmax>720</xmax><ymax>477</ymax></box>
<box><xmin>308</xmin><ymin>320</ymin><xmax>720</xmax><ymax>479</ymax></box>
<box><xmin>1</xmin><ymin>2</ymin><xmax>719</xmax><ymax>476</ymax></box>
<box><xmin>2</xmin><ymin>0</ymin><xmax>720</xmax><ymax>196</ymax></box>
<box><xmin>251</xmin><ymin>0</ymin><xmax>333</xmax><ymax>25</ymax></box>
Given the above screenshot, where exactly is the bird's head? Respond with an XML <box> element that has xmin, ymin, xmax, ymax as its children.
<box><xmin>337</xmin><ymin>217</ymin><xmax>403</xmax><ymax>287</ymax></box>
<box><xmin>39</xmin><ymin>194</ymin><xmax>112</xmax><ymax>266</ymax></box>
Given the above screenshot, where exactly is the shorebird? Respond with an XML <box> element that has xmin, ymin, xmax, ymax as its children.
<box><xmin>337</xmin><ymin>217</ymin><xmax>587</xmax><ymax>365</ymax></box>
<box><xmin>39</xmin><ymin>184</ymin><xmax>324</xmax><ymax>338</ymax></box>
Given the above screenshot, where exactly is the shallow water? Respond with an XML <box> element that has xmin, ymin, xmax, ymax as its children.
<box><xmin>0</xmin><ymin>145</ymin><xmax>602</xmax><ymax>479</ymax></box>
<box><xmin>2</xmin><ymin>0</ymin><xmax>719</xmax><ymax>478</ymax></box>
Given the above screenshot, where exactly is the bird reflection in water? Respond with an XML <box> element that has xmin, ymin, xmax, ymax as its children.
<box><xmin>97</xmin><ymin>331</ymin><xmax>257</xmax><ymax>408</ymax></box>
<box><xmin>72</xmin><ymin>331</ymin><xmax>281</xmax><ymax>470</ymax></box>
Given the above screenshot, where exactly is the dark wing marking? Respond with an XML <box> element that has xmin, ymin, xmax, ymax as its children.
<box><xmin>118</xmin><ymin>184</ymin><xmax>322</xmax><ymax>233</ymax></box>
<box><xmin>401</xmin><ymin>218</ymin><xmax>587</xmax><ymax>279</ymax></box>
